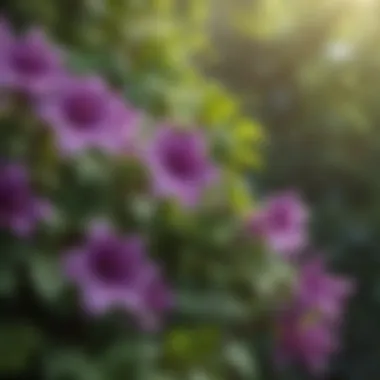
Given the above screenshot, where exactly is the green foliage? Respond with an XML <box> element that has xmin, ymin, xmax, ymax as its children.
<box><xmin>0</xmin><ymin>323</ymin><xmax>43</xmax><ymax>374</ymax></box>
<box><xmin>0</xmin><ymin>3</ymin><xmax>295</xmax><ymax>379</ymax></box>
<box><xmin>0</xmin><ymin>71</ymin><xmax>287</xmax><ymax>380</ymax></box>
<box><xmin>1</xmin><ymin>0</ymin><xmax>264</xmax><ymax>178</ymax></box>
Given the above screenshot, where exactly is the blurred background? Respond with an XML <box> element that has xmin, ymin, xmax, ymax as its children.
<box><xmin>2</xmin><ymin>0</ymin><xmax>380</xmax><ymax>379</ymax></box>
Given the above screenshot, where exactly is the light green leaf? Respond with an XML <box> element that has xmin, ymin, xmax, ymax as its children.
<box><xmin>29</xmin><ymin>254</ymin><xmax>65</xmax><ymax>302</ymax></box>
<box><xmin>224</xmin><ymin>341</ymin><xmax>259</xmax><ymax>379</ymax></box>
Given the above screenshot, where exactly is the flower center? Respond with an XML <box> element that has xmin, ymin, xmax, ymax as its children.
<box><xmin>299</xmin><ymin>309</ymin><xmax>322</xmax><ymax>331</ymax></box>
<box><xmin>90</xmin><ymin>241</ymin><xmax>134</xmax><ymax>285</ymax></box>
<box><xmin>162</xmin><ymin>137</ymin><xmax>202</xmax><ymax>180</ymax></box>
<box><xmin>268</xmin><ymin>204</ymin><xmax>291</xmax><ymax>230</ymax></box>
<box><xmin>64</xmin><ymin>90</ymin><xmax>106</xmax><ymax>129</ymax></box>
<box><xmin>11</xmin><ymin>44</ymin><xmax>50</xmax><ymax>76</ymax></box>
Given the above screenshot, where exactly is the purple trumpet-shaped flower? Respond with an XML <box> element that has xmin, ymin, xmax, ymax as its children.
<box><xmin>296</xmin><ymin>257</ymin><xmax>354</xmax><ymax>320</ymax></box>
<box><xmin>248</xmin><ymin>191</ymin><xmax>308</xmax><ymax>257</ymax></box>
<box><xmin>275</xmin><ymin>307</ymin><xmax>339</xmax><ymax>374</ymax></box>
<box><xmin>0</xmin><ymin>163</ymin><xmax>48</xmax><ymax>236</ymax></box>
<box><xmin>275</xmin><ymin>257</ymin><xmax>354</xmax><ymax>374</ymax></box>
<box><xmin>38</xmin><ymin>76</ymin><xmax>139</xmax><ymax>155</ymax></box>
<box><xmin>62</xmin><ymin>223</ymin><xmax>173</xmax><ymax>330</ymax></box>
<box><xmin>145</xmin><ymin>126</ymin><xmax>218</xmax><ymax>206</ymax></box>
<box><xmin>0</xmin><ymin>24</ymin><xmax>64</xmax><ymax>95</ymax></box>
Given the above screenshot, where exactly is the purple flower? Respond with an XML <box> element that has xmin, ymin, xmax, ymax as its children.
<box><xmin>296</xmin><ymin>257</ymin><xmax>354</xmax><ymax>320</ymax></box>
<box><xmin>275</xmin><ymin>258</ymin><xmax>354</xmax><ymax>374</ymax></box>
<box><xmin>62</xmin><ymin>223</ymin><xmax>173</xmax><ymax>329</ymax></box>
<box><xmin>38</xmin><ymin>76</ymin><xmax>138</xmax><ymax>155</ymax></box>
<box><xmin>145</xmin><ymin>126</ymin><xmax>218</xmax><ymax>206</ymax></box>
<box><xmin>0</xmin><ymin>18</ymin><xmax>12</xmax><ymax>49</ymax></box>
<box><xmin>249</xmin><ymin>191</ymin><xmax>308</xmax><ymax>257</ymax></box>
<box><xmin>275</xmin><ymin>308</ymin><xmax>339</xmax><ymax>374</ymax></box>
<box><xmin>0</xmin><ymin>25</ymin><xmax>64</xmax><ymax>95</ymax></box>
<box><xmin>139</xmin><ymin>270</ymin><xmax>174</xmax><ymax>330</ymax></box>
<box><xmin>0</xmin><ymin>163</ymin><xmax>48</xmax><ymax>236</ymax></box>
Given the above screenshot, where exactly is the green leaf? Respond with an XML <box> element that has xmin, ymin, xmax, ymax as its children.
<box><xmin>0</xmin><ymin>323</ymin><xmax>42</xmax><ymax>374</ymax></box>
<box><xmin>67</xmin><ymin>51</ymin><xmax>101</xmax><ymax>74</ymax></box>
<box><xmin>29</xmin><ymin>253</ymin><xmax>65</xmax><ymax>303</ymax></box>
<box><xmin>224</xmin><ymin>341</ymin><xmax>259</xmax><ymax>379</ymax></box>
<box><xmin>187</xmin><ymin>370</ymin><xmax>217</xmax><ymax>380</ymax></box>
<box><xmin>249</xmin><ymin>253</ymin><xmax>296</xmax><ymax>303</ymax></box>
<box><xmin>164</xmin><ymin>327</ymin><xmax>222</xmax><ymax>368</ymax></box>
<box><xmin>130</xmin><ymin>196</ymin><xmax>157</xmax><ymax>225</ymax></box>
<box><xmin>0</xmin><ymin>264</ymin><xmax>17</xmax><ymax>296</ymax></box>
<box><xmin>102</xmin><ymin>337</ymin><xmax>159</xmax><ymax>380</ymax></box>
<box><xmin>45</xmin><ymin>350</ymin><xmax>104</xmax><ymax>380</ymax></box>
<box><xmin>176</xmin><ymin>292</ymin><xmax>249</xmax><ymax>322</ymax></box>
